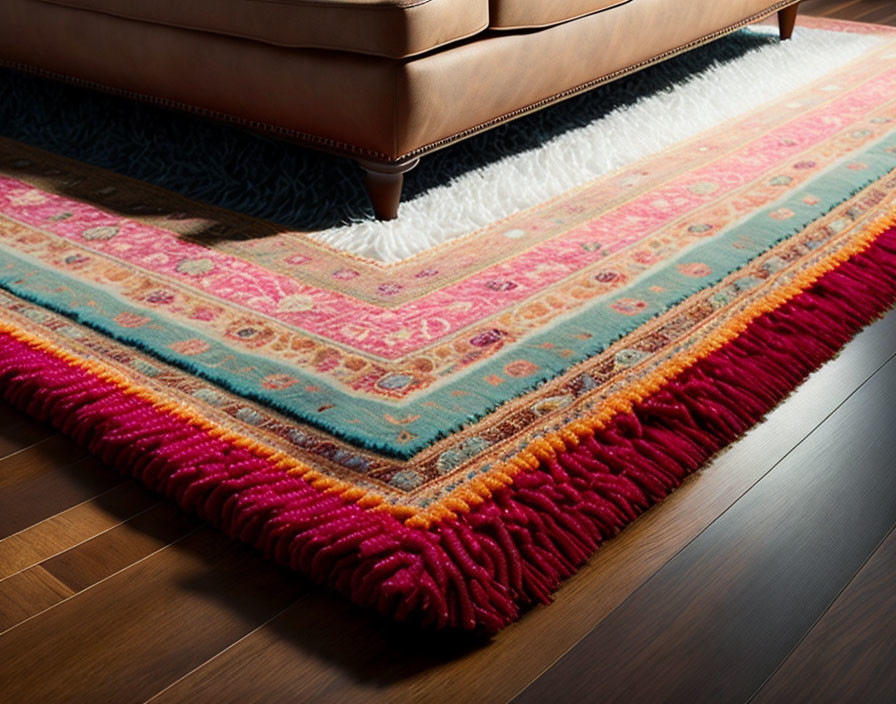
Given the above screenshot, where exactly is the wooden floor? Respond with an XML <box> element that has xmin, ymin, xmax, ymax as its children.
<box><xmin>2</xmin><ymin>3</ymin><xmax>896</xmax><ymax>702</ymax></box>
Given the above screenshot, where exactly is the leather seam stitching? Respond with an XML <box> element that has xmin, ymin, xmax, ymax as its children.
<box><xmin>400</xmin><ymin>0</ymin><xmax>803</xmax><ymax>159</ymax></box>
<box><xmin>4</xmin><ymin>0</ymin><xmax>801</xmax><ymax>163</ymax></box>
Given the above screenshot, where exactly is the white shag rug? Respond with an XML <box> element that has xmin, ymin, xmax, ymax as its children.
<box><xmin>309</xmin><ymin>25</ymin><xmax>883</xmax><ymax>263</ymax></box>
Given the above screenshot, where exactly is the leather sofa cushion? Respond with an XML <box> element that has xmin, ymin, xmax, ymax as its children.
<box><xmin>489</xmin><ymin>0</ymin><xmax>632</xmax><ymax>30</ymax></box>
<box><xmin>35</xmin><ymin>0</ymin><xmax>489</xmax><ymax>59</ymax></box>
<box><xmin>6</xmin><ymin>0</ymin><xmax>788</xmax><ymax>160</ymax></box>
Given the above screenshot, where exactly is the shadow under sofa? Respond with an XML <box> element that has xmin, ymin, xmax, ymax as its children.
<box><xmin>0</xmin><ymin>0</ymin><xmax>802</xmax><ymax>219</ymax></box>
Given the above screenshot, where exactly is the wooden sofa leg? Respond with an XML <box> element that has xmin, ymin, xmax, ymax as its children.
<box><xmin>359</xmin><ymin>158</ymin><xmax>420</xmax><ymax>220</ymax></box>
<box><xmin>778</xmin><ymin>2</ymin><xmax>799</xmax><ymax>41</ymax></box>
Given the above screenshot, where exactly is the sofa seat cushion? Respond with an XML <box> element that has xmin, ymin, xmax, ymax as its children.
<box><xmin>489</xmin><ymin>0</ymin><xmax>631</xmax><ymax>30</ymax></box>
<box><xmin>35</xmin><ymin>0</ymin><xmax>488</xmax><ymax>58</ymax></box>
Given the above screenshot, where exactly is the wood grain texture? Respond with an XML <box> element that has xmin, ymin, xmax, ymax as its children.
<box><xmin>0</xmin><ymin>502</ymin><xmax>196</xmax><ymax>633</ymax></box>
<box><xmin>0</xmin><ymin>565</ymin><xmax>74</xmax><ymax>632</ymax></box>
<box><xmin>0</xmin><ymin>419</ymin><xmax>55</xmax><ymax>467</ymax></box>
<box><xmin>802</xmin><ymin>0</ymin><xmax>896</xmax><ymax>24</ymax></box>
<box><xmin>0</xmin><ymin>482</ymin><xmax>159</xmax><ymax>578</ymax></box>
<box><xmin>40</xmin><ymin>501</ymin><xmax>197</xmax><ymax>593</ymax></box>
<box><xmin>0</xmin><ymin>452</ymin><xmax>126</xmax><ymax>538</ymax></box>
<box><xmin>515</xmin><ymin>353</ymin><xmax>896</xmax><ymax>704</ymax></box>
<box><xmin>0</xmin><ymin>434</ymin><xmax>84</xmax><ymax>492</ymax></box>
<box><xmin>754</xmin><ymin>527</ymin><xmax>896</xmax><ymax>703</ymax></box>
<box><xmin>0</xmin><ymin>528</ymin><xmax>304</xmax><ymax>704</ymax></box>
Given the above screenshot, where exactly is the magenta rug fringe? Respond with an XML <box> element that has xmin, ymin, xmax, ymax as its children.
<box><xmin>2</xmin><ymin>229</ymin><xmax>895</xmax><ymax>632</ymax></box>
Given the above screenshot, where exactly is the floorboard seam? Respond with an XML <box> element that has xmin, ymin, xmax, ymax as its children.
<box><xmin>0</xmin><ymin>466</ymin><xmax>131</xmax><ymax>541</ymax></box>
<box><xmin>0</xmin><ymin>433</ymin><xmax>58</xmax><ymax>464</ymax></box>
<box><xmin>744</xmin><ymin>522</ymin><xmax>896</xmax><ymax>703</ymax></box>
<box><xmin>0</xmin><ymin>526</ymin><xmax>203</xmax><ymax>637</ymax></box>
<box><xmin>0</xmin><ymin>500</ymin><xmax>163</xmax><ymax>583</ymax></box>
<box><xmin>142</xmin><ymin>600</ymin><xmax>307</xmax><ymax>704</ymax></box>
<box><xmin>513</xmin><ymin>348</ymin><xmax>896</xmax><ymax>702</ymax></box>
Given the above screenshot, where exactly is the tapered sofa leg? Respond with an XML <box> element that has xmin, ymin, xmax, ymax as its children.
<box><xmin>778</xmin><ymin>2</ymin><xmax>799</xmax><ymax>41</ymax></box>
<box><xmin>359</xmin><ymin>158</ymin><xmax>420</xmax><ymax>220</ymax></box>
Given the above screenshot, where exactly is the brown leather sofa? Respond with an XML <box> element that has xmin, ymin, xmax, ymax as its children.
<box><xmin>0</xmin><ymin>0</ymin><xmax>801</xmax><ymax>219</ymax></box>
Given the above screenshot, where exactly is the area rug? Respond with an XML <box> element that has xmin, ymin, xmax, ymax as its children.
<box><xmin>1</xmin><ymin>16</ymin><xmax>896</xmax><ymax>632</ymax></box>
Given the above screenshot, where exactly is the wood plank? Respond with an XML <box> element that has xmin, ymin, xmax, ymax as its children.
<box><xmin>40</xmin><ymin>501</ymin><xmax>197</xmax><ymax>593</ymax></box>
<box><xmin>753</xmin><ymin>527</ymin><xmax>896</xmax><ymax>703</ymax></box>
<box><xmin>0</xmin><ymin>433</ymin><xmax>89</xmax><ymax>492</ymax></box>
<box><xmin>802</xmin><ymin>1</ymin><xmax>896</xmax><ymax>28</ymax></box>
<box><xmin>862</xmin><ymin>4</ymin><xmax>896</xmax><ymax>25</ymax></box>
<box><xmin>0</xmin><ymin>501</ymin><xmax>197</xmax><ymax>633</ymax></box>
<box><xmin>847</xmin><ymin>0</ymin><xmax>896</xmax><ymax>22</ymax></box>
<box><xmin>514</xmin><ymin>354</ymin><xmax>896</xmax><ymax>704</ymax></box>
<box><xmin>0</xmin><ymin>481</ymin><xmax>159</xmax><ymax>579</ymax></box>
<box><xmin>803</xmin><ymin>0</ymin><xmax>870</xmax><ymax>17</ymax></box>
<box><xmin>149</xmin><ymin>312</ymin><xmax>896</xmax><ymax>703</ymax></box>
<box><xmin>0</xmin><ymin>418</ymin><xmax>55</xmax><ymax>462</ymax></box>
<box><xmin>0</xmin><ymin>528</ymin><xmax>304</xmax><ymax>704</ymax></box>
<box><xmin>0</xmin><ymin>566</ymin><xmax>74</xmax><ymax>632</ymax></box>
<box><xmin>0</xmin><ymin>454</ymin><xmax>126</xmax><ymax>538</ymax></box>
